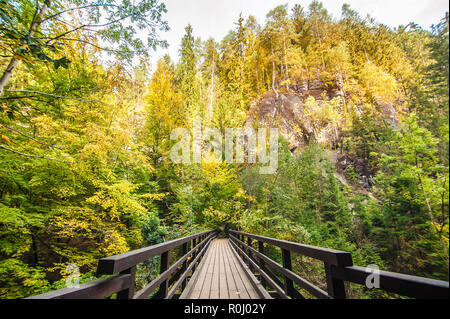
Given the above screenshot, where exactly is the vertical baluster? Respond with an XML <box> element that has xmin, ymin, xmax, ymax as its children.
<box><xmin>239</xmin><ymin>234</ymin><xmax>244</xmax><ymax>258</ymax></box>
<box><xmin>181</xmin><ymin>242</ymin><xmax>188</xmax><ymax>290</ymax></box>
<box><xmin>192</xmin><ymin>237</ymin><xmax>197</xmax><ymax>272</ymax></box>
<box><xmin>324</xmin><ymin>262</ymin><xmax>346</xmax><ymax>299</ymax></box>
<box><xmin>282</xmin><ymin>249</ymin><xmax>296</xmax><ymax>298</ymax></box>
<box><xmin>247</xmin><ymin>237</ymin><xmax>254</xmax><ymax>271</ymax></box>
<box><xmin>117</xmin><ymin>266</ymin><xmax>136</xmax><ymax>299</ymax></box>
<box><xmin>258</xmin><ymin>241</ymin><xmax>266</xmax><ymax>288</ymax></box>
<box><xmin>157</xmin><ymin>251</ymin><xmax>169</xmax><ymax>298</ymax></box>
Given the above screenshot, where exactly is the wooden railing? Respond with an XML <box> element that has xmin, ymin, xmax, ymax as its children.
<box><xmin>25</xmin><ymin>229</ymin><xmax>449</xmax><ymax>299</ymax></box>
<box><xmin>27</xmin><ymin>230</ymin><xmax>217</xmax><ymax>299</ymax></box>
<box><xmin>229</xmin><ymin>230</ymin><xmax>449</xmax><ymax>299</ymax></box>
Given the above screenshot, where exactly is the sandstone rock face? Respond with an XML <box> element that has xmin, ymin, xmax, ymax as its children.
<box><xmin>245</xmin><ymin>83</ymin><xmax>399</xmax><ymax>189</ymax></box>
<box><xmin>246</xmin><ymin>91</ymin><xmax>342</xmax><ymax>153</ymax></box>
<box><xmin>246</xmin><ymin>92</ymin><xmax>309</xmax><ymax>152</ymax></box>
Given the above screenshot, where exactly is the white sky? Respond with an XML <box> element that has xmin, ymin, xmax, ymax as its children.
<box><xmin>150</xmin><ymin>0</ymin><xmax>449</xmax><ymax>64</ymax></box>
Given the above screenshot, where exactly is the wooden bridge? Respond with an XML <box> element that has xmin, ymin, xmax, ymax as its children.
<box><xmin>180</xmin><ymin>238</ymin><xmax>269</xmax><ymax>299</ymax></box>
<box><xmin>28</xmin><ymin>230</ymin><xmax>449</xmax><ymax>299</ymax></box>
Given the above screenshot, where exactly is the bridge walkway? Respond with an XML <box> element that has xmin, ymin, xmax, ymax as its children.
<box><xmin>180</xmin><ymin>238</ymin><xmax>267</xmax><ymax>299</ymax></box>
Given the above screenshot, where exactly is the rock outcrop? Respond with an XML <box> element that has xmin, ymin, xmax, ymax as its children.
<box><xmin>245</xmin><ymin>90</ymin><xmax>343</xmax><ymax>153</ymax></box>
<box><xmin>245</xmin><ymin>80</ymin><xmax>399</xmax><ymax>190</ymax></box>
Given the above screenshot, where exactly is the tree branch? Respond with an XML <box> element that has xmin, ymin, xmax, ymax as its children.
<box><xmin>41</xmin><ymin>3</ymin><xmax>122</xmax><ymax>23</ymax></box>
<box><xmin>4</xmin><ymin>89</ymin><xmax>99</xmax><ymax>102</ymax></box>
<box><xmin>49</xmin><ymin>37</ymin><xmax>147</xmax><ymax>54</ymax></box>
<box><xmin>0</xmin><ymin>145</ymin><xmax>70</xmax><ymax>163</ymax></box>
<box><xmin>0</xmin><ymin>123</ymin><xmax>63</xmax><ymax>150</ymax></box>
<box><xmin>45</xmin><ymin>14</ymin><xmax>134</xmax><ymax>45</ymax></box>
<box><xmin>0</xmin><ymin>0</ymin><xmax>52</xmax><ymax>96</ymax></box>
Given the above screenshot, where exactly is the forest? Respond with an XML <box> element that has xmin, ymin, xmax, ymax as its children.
<box><xmin>0</xmin><ymin>0</ymin><xmax>448</xmax><ymax>299</ymax></box>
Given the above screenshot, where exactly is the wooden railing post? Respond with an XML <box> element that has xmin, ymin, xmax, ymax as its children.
<box><xmin>324</xmin><ymin>262</ymin><xmax>346</xmax><ymax>299</ymax></box>
<box><xmin>240</xmin><ymin>235</ymin><xmax>245</xmax><ymax>258</ymax></box>
<box><xmin>192</xmin><ymin>237</ymin><xmax>197</xmax><ymax>272</ymax></box>
<box><xmin>117</xmin><ymin>266</ymin><xmax>136</xmax><ymax>299</ymax></box>
<box><xmin>157</xmin><ymin>251</ymin><xmax>169</xmax><ymax>298</ymax></box>
<box><xmin>258</xmin><ymin>241</ymin><xmax>266</xmax><ymax>288</ymax></box>
<box><xmin>281</xmin><ymin>249</ymin><xmax>296</xmax><ymax>298</ymax></box>
<box><xmin>247</xmin><ymin>237</ymin><xmax>254</xmax><ymax>271</ymax></box>
<box><xmin>181</xmin><ymin>242</ymin><xmax>188</xmax><ymax>290</ymax></box>
<box><xmin>30</xmin><ymin>230</ymin><xmax>449</xmax><ymax>299</ymax></box>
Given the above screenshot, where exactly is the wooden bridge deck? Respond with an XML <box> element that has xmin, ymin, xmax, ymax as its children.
<box><xmin>180</xmin><ymin>238</ymin><xmax>267</xmax><ymax>299</ymax></box>
<box><xmin>27</xmin><ymin>230</ymin><xmax>449</xmax><ymax>299</ymax></box>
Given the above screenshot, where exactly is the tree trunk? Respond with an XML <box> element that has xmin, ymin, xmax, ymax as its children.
<box><xmin>262</xmin><ymin>67</ymin><xmax>265</xmax><ymax>89</ymax></box>
<box><xmin>270</xmin><ymin>36</ymin><xmax>278</xmax><ymax>98</ymax></box>
<box><xmin>284</xmin><ymin>37</ymin><xmax>289</xmax><ymax>91</ymax></box>
<box><xmin>0</xmin><ymin>0</ymin><xmax>51</xmax><ymax>96</ymax></box>
<box><xmin>256</xmin><ymin>67</ymin><xmax>260</xmax><ymax>95</ymax></box>
<box><xmin>0</xmin><ymin>52</ymin><xmax>20</xmax><ymax>97</ymax></box>
<box><xmin>209</xmin><ymin>59</ymin><xmax>215</xmax><ymax>122</ymax></box>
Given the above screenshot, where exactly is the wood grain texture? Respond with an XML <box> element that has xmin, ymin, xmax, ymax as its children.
<box><xmin>180</xmin><ymin>239</ymin><xmax>263</xmax><ymax>299</ymax></box>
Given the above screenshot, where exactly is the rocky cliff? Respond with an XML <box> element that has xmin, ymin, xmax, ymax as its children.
<box><xmin>244</xmin><ymin>81</ymin><xmax>400</xmax><ymax>190</ymax></box>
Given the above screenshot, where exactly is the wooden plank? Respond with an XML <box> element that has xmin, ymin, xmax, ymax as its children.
<box><xmin>26</xmin><ymin>274</ymin><xmax>131</xmax><ymax>299</ymax></box>
<box><xmin>195</xmin><ymin>241</ymin><xmax>215</xmax><ymax>299</ymax></box>
<box><xmin>167</xmin><ymin>236</ymin><xmax>215</xmax><ymax>299</ymax></box>
<box><xmin>199</xmin><ymin>240</ymin><xmax>216</xmax><ymax>299</ymax></box>
<box><xmin>223</xmin><ymin>239</ymin><xmax>240</xmax><ymax>299</ymax></box>
<box><xmin>227</xmin><ymin>240</ymin><xmax>259</xmax><ymax>298</ymax></box>
<box><xmin>224</xmin><ymin>240</ymin><xmax>252</xmax><ymax>299</ymax></box>
<box><xmin>180</xmin><ymin>241</ymin><xmax>212</xmax><ymax>299</ymax></box>
<box><xmin>223</xmin><ymin>240</ymin><xmax>247</xmax><ymax>298</ymax></box>
<box><xmin>228</xmin><ymin>240</ymin><xmax>269</xmax><ymax>299</ymax></box>
<box><xmin>218</xmin><ymin>240</ymin><xmax>230</xmax><ymax>299</ymax></box>
<box><xmin>181</xmin><ymin>239</ymin><xmax>266</xmax><ymax>300</ymax></box>
<box><xmin>230</xmin><ymin>239</ymin><xmax>286</xmax><ymax>299</ymax></box>
<box><xmin>209</xmin><ymin>240</ymin><xmax>220</xmax><ymax>299</ymax></box>
<box><xmin>183</xmin><ymin>237</ymin><xmax>215</xmax><ymax>298</ymax></box>
<box><xmin>186</xmin><ymin>253</ymin><xmax>210</xmax><ymax>298</ymax></box>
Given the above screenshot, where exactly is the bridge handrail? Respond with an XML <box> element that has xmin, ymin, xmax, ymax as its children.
<box><xmin>229</xmin><ymin>230</ymin><xmax>353</xmax><ymax>266</ymax></box>
<box><xmin>27</xmin><ymin>230</ymin><xmax>216</xmax><ymax>299</ymax></box>
<box><xmin>229</xmin><ymin>230</ymin><xmax>449</xmax><ymax>299</ymax></box>
<box><xmin>97</xmin><ymin>230</ymin><xmax>215</xmax><ymax>275</ymax></box>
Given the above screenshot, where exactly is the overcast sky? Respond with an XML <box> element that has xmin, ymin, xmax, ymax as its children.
<box><xmin>150</xmin><ymin>0</ymin><xmax>449</xmax><ymax>63</ymax></box>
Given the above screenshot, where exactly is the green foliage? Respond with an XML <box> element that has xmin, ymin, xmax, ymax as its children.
<box><xmin>239</xmin><ymin>140</ymin><xmax>385</xmax><ymax>297</ymax></box>
<box><xmin>0</xmin><ymin>1</ymin><xmax>448</xmax><ymax>299</ymax></box>
<box><xmin>368</xmin><ymin>114</ymin><xmax>449</xmax><ymax>278</ymax></box>
<box><xmin>0</xmin><ymin>0</ymin><xmax>169</xmax><ymax>68</ymax></box>
<box><xmin>0</xmin><ymin>258</ymin><xmax>48</xmax><ymax>298</ymax></box>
